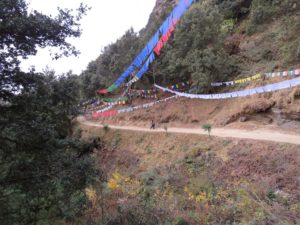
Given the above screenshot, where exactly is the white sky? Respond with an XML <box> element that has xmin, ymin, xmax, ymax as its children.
<box><xmin>21</xmin><ymin>0</ymin><xmax>157</xmax><ymax>75</ymax></box>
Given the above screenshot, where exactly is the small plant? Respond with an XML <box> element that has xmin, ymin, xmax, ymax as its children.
<box><xmin>112</xmin><ymin>133</ymin><xmax>122</xmax><ymax>150</ymax></box>
<box><xmin>267</xmin><ymin>190</ymin><xmax>276</xmax><ymax>201</ymax></box>
<box><xmin>173</xmin><ymin>216</ymin><xmax>188</xmax><ymax>225</ymax></box>
<box><xmin>103</xmin><ymin>124</ymin><xmax>110</xmax><ymax>133</ymax></box>
<box><xmin>164</xmin><ymin>125</ymin><xmax>168</xmax><ymax>135</ymax></box>
<box><xmin>291</xmin><ymin>203</ymin><xmax>300</xmax><ymax>213</ymax></box>
<box><xmin>202</xmin><ymin>124</ymin><xmax>212</xmax><ymax>138</ymax></box>
<box><xmin>145</xmin><ymin>145</ymin><xmax>152</xmax><ymax>154</ymax></box>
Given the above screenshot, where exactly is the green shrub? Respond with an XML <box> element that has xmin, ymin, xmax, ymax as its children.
<box><xmin>202</xmin><ymin>124</ymin><xmax>212</xmax><ymax>138</ymax></box>
<box><xmin>173</xmin><ymin>217</ymin><xmax>188</xmax><ymax>225</ymax></box>
<box><xmin>267</xmin><ymin>190</ymin><xmax>276</xmax><ymax>201</ymax></box>
<box><xmin>103</xmin><ymin>124</ymin><xmax>110</xmax><ymax>133</ymax></box>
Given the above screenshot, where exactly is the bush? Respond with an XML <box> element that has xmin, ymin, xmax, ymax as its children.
<box><xmin>173</xmin><ymin>217</ymin><xmax>189</xmax><ymax>225</ymax></box>
<box><xmin>202</xmin><ymin>124</ymin><xmax>212</xmax><ymax>137</ymax></box>
<box><xmin>267</xmin><ymin>190</ymin><xmax>276</xmax><ymax>201</ymax></box>
<box><xmin>103</xmin><ymin>124</ymin><xmax>110</xmax><ymax>133</ymax></box>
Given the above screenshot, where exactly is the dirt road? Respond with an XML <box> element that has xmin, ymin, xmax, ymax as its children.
<box><xmin>80</xmin><ymin>119</ymin><xmax>300</xmax><ymax>145</ymax></box>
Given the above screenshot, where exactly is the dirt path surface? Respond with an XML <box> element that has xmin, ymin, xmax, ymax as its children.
<box><xmin>80</xmin><ymin>119</ymin><xmax>300</xmax><ymax>145</ymax></box>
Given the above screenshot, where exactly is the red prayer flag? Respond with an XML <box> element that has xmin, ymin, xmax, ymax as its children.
<box><xmin>98</xmin><ymin>89</ymin><xmax>108</xmax><ymax>95</ymax></box>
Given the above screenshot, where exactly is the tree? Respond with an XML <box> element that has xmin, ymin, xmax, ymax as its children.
<box><xmin>0</xmin><ymin>73</ymin><xmax>100</xmax><ymax>224</ymax></box>
<box><xmin>79</xmin><ymin>28</ymin><xmax>141</xmax><ymax>99</ymax></box>
<box><xmin>152</xmin><ymin>1</ymin><xmax>239</xmax><ymax>92</ymax></box>
<box><xmin>0</xmin><ymin>1</ymin><xmax>99</xmax><ymax>224</ymax></box>
<box><xmin>0</xmin><ymin>0</ymin><xmax>89</xmax><ymax>101</ymax></box>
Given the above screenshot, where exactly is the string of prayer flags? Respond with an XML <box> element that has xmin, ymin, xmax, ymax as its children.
<box><xmin>211</xmin><ymin>68</ymin><xmax>300</xmax><ymax>87</ymax></box>
<box><xmin>155</xmin><ymin>76</ymin><xmax>300</xmax><ymax>100</ymax></box>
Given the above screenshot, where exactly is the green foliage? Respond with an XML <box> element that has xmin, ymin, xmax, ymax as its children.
<box><xmin>173</xmin><ymin>217</ymin><xmax>189</xmax><ymax>225</ymax></box>
<box><xmin>184</xmin><ymin>153</ymin><xmax>206</xmax><ymax>175</ymax></box>
<box><xmin>202</xmin><ymin>124</ymin><xmax>212</xmax><ymax>137</ymax></box>
<box><xmin>78</xmin><ymin>1</ymin><xmax>177</xmax><ymax>97</ymax></box>
<box><xmin>187</xmin><ymin>48</ymin><xmax>237</xmax><ymax>92</ymax></box>
<box><xmin>0</xmin><ymin>73</ymin><xmax>98</xmax><ymax>225</ymax></box>
<box><xmin>267</xmin><ymin>190</ymin><xmax>276</xmax><ymax>201</ymax></box>
<box><xmin>0</xmin><ymin>0</ymin><xmax>89</xmax><ymax>101</ymax></box>
<box><xmin>103</xmin><ymin>124</ymin><xmax>110</xmax><ymax>133</ymax></box>
<box><xmin>291</xmin><ymin>203</ymin><xmax>300</xmax><ymax>213</ymax></box>
<box><xmin>246</xmin><ymin>0</ymin><xmax>299</xmax><ymax>34</ymax></box>
<box><xmin>79</xmin><ymin>28</ymin><xmax>140</xmax><ymax>98</ymax></box>
<box><xmin>0</xmin><ymin>1</ymin><xmax>98</xmax><ymax>224</ymax></box>
<box><xmin>152</xmin><ymin>1</ymin><xmax>239</xmax><ymax>92</ymax></box>
<box><xmin>221</xmin><ymin>18</ymin><xmax>236</xmax><ymax>33</ymax></box>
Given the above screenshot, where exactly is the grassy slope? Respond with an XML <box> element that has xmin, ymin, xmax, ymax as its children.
<box><xmin>79</xmin><ymin>124</ymin><xmax>300</xmax><ymax>225</ymax></box>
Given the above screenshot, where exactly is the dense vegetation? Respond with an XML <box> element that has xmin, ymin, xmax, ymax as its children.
<box><xmin>0</xmin><ymin>1</ymin><xmax>98</xmax><ymax>224</ymax></box>
<box><xmin>79</xmin><ymin>0</ymin><xmax>300</xmax><ymax>98</ymax></box>
<box><xmin>79</xmin><ymin>28</ymin><xmax>141</xmax><ymax>98</ymax></box>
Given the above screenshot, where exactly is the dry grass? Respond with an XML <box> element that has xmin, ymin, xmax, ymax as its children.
<box><xmin>241</xmin><ymin>99</ymin><xmax>275</xmax><ymax>114</ymax></box>
<box><xmin>291</xmin><ymin>87</ymin><xmax>300</xmax><ymax>100</ymax></box>
<box><xmin>79</xmin><ymin>125</ymin><xmax>300</xmax><ymax>224</ymax></box>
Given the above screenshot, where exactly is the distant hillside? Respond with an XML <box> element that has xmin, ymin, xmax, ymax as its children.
<box><xmin>79</xmin><ymin>0</ymin><xmax>300</xmax><ymax>98</ymax></box>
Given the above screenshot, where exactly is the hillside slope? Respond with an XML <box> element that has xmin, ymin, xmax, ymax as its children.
<box><xmin>77</xmin><ymin>1</ymin><xmax>300</xmax><ymax>224</ymax></box>
<box><xmin>78</xmin><ymin>124</ymin><xmax>300</xmax><ymax>225</ymax></box>
<box><xmin>92</xmin><ymin>84</ymin><xmax>300</xmax><ymax>135</ymax></box>
<box><xmin>78</xmin><ymin>0</ymin><xmax>300</xmax><ymax>98</ymax></box>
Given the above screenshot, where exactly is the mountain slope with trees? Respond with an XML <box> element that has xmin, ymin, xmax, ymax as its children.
<box><xmin>79</xmin><ymin>0</ymin><xmax>300</xmax><ymax>98</ymax></box>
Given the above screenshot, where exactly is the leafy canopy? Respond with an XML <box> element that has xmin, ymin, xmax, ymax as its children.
<box><xmin>0</xmin><ymin>1</ymin><xmax>99</xmax><ymax>224</ymax></box>
<box><xmin>0</xmin><ymin>0</ymin><xmax>89</xmax><ymax>100</ymax></box>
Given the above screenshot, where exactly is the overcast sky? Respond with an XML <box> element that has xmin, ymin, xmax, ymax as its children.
<box><xmin>21</xmin><ymin>0</ymin><xmax>157</xmax><ymax>75</ymax></box>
